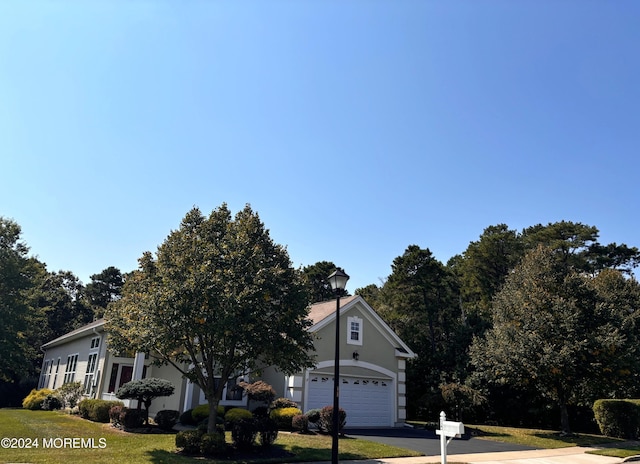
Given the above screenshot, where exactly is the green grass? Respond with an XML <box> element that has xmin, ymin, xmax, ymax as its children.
<box><xmin>0</xmin><ymin>409</ymin><xmax>421</xmax><ymax>464</ymax></box>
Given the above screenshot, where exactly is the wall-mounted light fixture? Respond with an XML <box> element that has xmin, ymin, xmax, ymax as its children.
<box><xmin>352</xmin><ymin>351</ymin><xmax>359</xmax><ymax>361</ymax></box>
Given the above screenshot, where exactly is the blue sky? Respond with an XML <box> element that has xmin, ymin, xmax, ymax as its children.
<box><xmin>1</xmin><ymin>1</ymin><xmax>638</xmax><ymax>292</ymax></box>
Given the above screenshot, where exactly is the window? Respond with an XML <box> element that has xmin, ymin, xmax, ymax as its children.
<box><xmin>90</xmin><ymin>337</ymin><xmax>100</xmax><ymax>350</ymax></box>
<box><xmin>52</xmin><ymin>358</ymin><xmax>60</xmax><ymax>388</ymax></box>
<box><xmin>83</xmin><ymin>353</ymin><xmax>98</xmax><ymax>394</ymax></box>
<box><xmin>347</xmin><ymin>316</ymin><xmax>363</xmax><ymax>346</ymax></box>
<box><xmin>40</xmin><ymin>360</ymin><xmax>50</xmax><ymax>389</ymax></box>
<box><xmin>63</xmin><ymin>354</ymin><xmax>79</xmax><ymax>384</ymax></box>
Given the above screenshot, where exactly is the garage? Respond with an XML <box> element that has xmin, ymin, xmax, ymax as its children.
<box><xmin>306</xmin><ymin>373</ymin><xmax>393</xmax><ymax>427</ymax></box>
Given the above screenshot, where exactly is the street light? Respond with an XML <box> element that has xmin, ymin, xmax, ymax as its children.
<box><xmin>327</xmin><ymin>268</ymin><xmax>349</xmax><ymax>464</ymax></box>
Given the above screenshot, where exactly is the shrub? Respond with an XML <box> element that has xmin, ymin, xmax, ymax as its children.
<box><xmin>200</xmin><ymin>432</ymin><xmax>226</xmax><ymax>456</ymax></box>
<box><xmin>109</xmin><ymin>405</ymin><xmax>123</xmax><ymax>426</ymax></box>
<box><xmin>318</xmin><ymin>405</ymin><xmax>347</xmax><ymax>435</ymax></box>
<box><xmin>78</xmin><ymin>399</ymin><xmax>124</xmax><ymax>423</ymax></box>
<box><xmin>42</xmin><ymin>394</ymin><xmax>63</xmax><ymax>411</ymax></box>
<box><xmin>270</xmin><ymin>397</ymin><xmax>298</xmax><ymax>410</ymax></box>
<box><xmin>56</xmin><ymin>382</ymin><xmax>83</xmax><ymax>408</ymax></box>
<box><xmin>176</xmin><ymin>429</ymin><xmax>204</xmax><ymax>455</ymax></box>
<box><xmin>155</xmin><ymin>409</ymin><xmax>180</xmax><ymax>431</ymax></box>
<box><xmin>180</xmin><ymin>408</ymin><xmax>197</xmax><ymax>425</ymax></box>
<box><xmin>251</xmin><ymin>406</ymin><xmax>269</xmax><ymax>417</ymax></box>
<box><xmin>225</xmin><ymin>407</ymin><xmax>253</xmax><ymax>428</ymax></box>
<box><xmin>22</xmin><ymin>389</ymin><xmax>55</xmax><ymax>410</ymax></box>
<box><xmin>239</xmin><ymin>380</ymin><xmax>276</xmax><ymax>404</ymax></box>
<box><xmin>306</xmin><ymin>408</ymin><xmax>321</xmax><ymax>424</ymax></box>
<box><xmin>292</xmin><ymin>413</ymin><xmax>309</xmax><ymax>432</ymax></box>
<box><xmin>256</xmin><ymin>417</ymin><xmax>279</xmax><ymax>447</ymax></box>
<box><xmin>116</xmin><ymin>378</ymin><xmax>175</xmax><ymax>425</ymax></box>
<box><xmin>593</xmin><ymin>399</ymin><xmax>640</xmax><ymax>439</ymax></box>
<box><xmin>270</xmin><ymin>406</ymin><xmax>302</xmax><ymax>430</ymax></box>
<box><xmin>119</xmin><ymin>408</ymin><xmax>145</xmax><ymax>429</ymax></box>
<box><xmin>191</xmin><ymin>403</ymin><xmax>226</xmax><ymax>423</ymax></box>
<box><xmin>231</xmin><ymin>418</ymin><xmax>258</xmax><ymax>449</ymax></box>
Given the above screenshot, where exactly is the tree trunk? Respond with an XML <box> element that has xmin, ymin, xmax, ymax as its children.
<box><xmin>559</xmin><ymin>402</ymin><xmax>571</xmax><ymax>435</ymax></box>
<box><xmin>207</xmin><ymin>397</ymin><xmax>220</xmax><ymax>434</ymax></box>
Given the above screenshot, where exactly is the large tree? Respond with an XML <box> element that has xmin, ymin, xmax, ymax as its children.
<box><xmin>106</xmin><ymin>204</ymin><xmax>316</xmax><ymax>433</ymax></box>
<box><xmin>85</xmin><ymin>266</ymin><xmax>124</xmax><ymax>318</ymax></box>
<box><xmin>0</xmin><ymin>218</ymin><xmax>34</xmax><ymax>382</ymax></box>
<box><xmin>301</xmin><ymin>261</ymin><xmax>345</xmax><ymax>303</ymax></box>
<box><xmin>470</xmin><ymin>245</ymin><xmax>640</xmax><ymax>434</ymax></box>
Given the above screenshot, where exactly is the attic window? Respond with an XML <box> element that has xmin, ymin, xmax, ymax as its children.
<box><xmin>347</xmin><ymin>316</ymin><xmax>363</xmax><ymax>346</ymax></box>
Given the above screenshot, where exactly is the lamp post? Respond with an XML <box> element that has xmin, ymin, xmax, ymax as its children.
<box><xmin>327</xmin><ymin>268</ymin><xmax>349</xmax><ymax>464</ymax></box>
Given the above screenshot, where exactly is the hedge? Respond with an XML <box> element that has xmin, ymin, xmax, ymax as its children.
<box><xmin>593</xmin><ymin>399</ymin><xmax>640</xmax><ymax>439</ymax></box>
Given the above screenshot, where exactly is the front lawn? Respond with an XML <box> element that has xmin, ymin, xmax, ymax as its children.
<box><xmin>0</xmin><ymin>409</ymin><xmax>421</xmax><ymax>464</ymax></box>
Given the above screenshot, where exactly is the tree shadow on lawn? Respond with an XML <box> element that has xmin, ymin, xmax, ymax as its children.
<box><xmin>145</xmin><ymin>442</ymin><xmax>376</xmax><ymax>464</ymax></box>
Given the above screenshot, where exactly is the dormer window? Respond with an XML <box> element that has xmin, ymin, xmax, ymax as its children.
<box><xmin>347</xmin><ymin>316</ymin><xmax>363</xmax><ymax>346</ymax></box>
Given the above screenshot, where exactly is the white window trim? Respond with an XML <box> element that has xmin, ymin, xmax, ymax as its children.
<box><xmin>63</xmin><ymin>354</ymin><xmax>79</xmax><ymax>384</ymax></box>
<box><xmin>347</xmin><ymin>316</ymin><xmax>363</xmax><ymax>346</ymax></box>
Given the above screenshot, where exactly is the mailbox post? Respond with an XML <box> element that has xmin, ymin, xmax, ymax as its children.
<box><xmin>435</xmin><ymin>411</ymin><xmax>464</xmax><ymax>464</ymax></box>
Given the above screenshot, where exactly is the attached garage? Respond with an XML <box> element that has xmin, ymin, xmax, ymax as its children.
<box><xmin>306</xmin><ymin>373</ymin><xmax>393</xmax><ymax>427</ymax></box>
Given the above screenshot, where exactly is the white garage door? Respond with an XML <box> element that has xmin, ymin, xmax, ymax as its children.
<box><xmin>306</xmin><ymin>374</ymin><xmax>393</xmax><ymax>427</ymax></box>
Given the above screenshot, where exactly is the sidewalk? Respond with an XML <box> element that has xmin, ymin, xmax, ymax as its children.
<box><xmin>296</xmin><ymin>446</ymin><xmax>627</xmax><ymax>464</ymax></box>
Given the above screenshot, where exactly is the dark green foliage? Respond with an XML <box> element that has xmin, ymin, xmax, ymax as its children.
<box><xmin>269</xmin><ymin>407</ymin><xmax>301</xmax><ymax>430</ymax></box>
<box><xmin>231</xmin><ymin>418</ymin><xmax>258</xmax><ymax>449</ymax></box>
<box><xmin>78</xmin><ymin>399</ymin><xmax>124</xmax><ymax>423</ymax></box>
<box><xmin>119</xmin><ymin>407</ymin><xmax>145</xmax><ymax>429</ymax></box>
<box><xmin>317</xmin><ymin>406</ymin><xmax>346</xmax><ymax>434</ymax></box>
<box><xmin>200</xmin><ymin>432</ymin><xmax>226</xmax><ymax>456</ymax></box>
<box><xmin>41</xmin><ymin>394</ymin><xmax>62</xmax><ymax>410</ymax></box>
<box><xmin>191</xmin><ymin>403</ymin><xmax>225</xmax><ymax>423</ymax></box>
<box><xmin>155</xmin><ymin>409</ymin><xmax>180</xmax><ymax>431</ymax></box>
<box><xmin>270</xmin><ymin>397</ymin><xmax>298</xmax><ymax>409</ymax></box>
<box><xmin>251</xmin><ymin>406</ymin><xmax>269</xmax><ymax>417</ymax></box>
<box><xmin>179</xmin><ymin>408</ymin><xmax>197</xmax><ymax>425</ymax></box>
<box><xmin>593</xmin><ymin>399</ymin><xmax>640</xmax><ymax>439</ymax></box>
<box><xmin>305</xmin><ymin>408</ymin><xmax>321</xmax><ymax>424</ymax></box>
<box><xmin>301</xmin><ymin>261</ymin><xmax>346</xmax><ymax>303</ymax></box>
<box><xmin>255</xmin><ymin>417</ymin><xmax>278</xmax><ymax>447</ymax></box>
<box><xmin>85</xmin><ymin>266</ymin><xmax>124</xmax><ymax>319</ymax></box>
<box><xmin>292</xmin><ymin>413</ymin><xmax>309</xmax><ymax>432</ymax></box>
<box><xmin>175</xmin><ymin>429</ymin><xmax>205</xmax><ymax>455</ymax></box>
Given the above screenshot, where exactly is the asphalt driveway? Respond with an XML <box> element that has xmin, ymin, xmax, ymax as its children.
<box><xmin>344</xmin><ymin>427</ymin><xmax>538</xmax><ymax>456</ymax></box>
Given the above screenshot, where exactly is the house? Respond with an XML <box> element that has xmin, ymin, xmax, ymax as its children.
<box><xmin>39</xmin><ymin>295</ymin><xmax>416</xmax><ymax>427</ymax></box>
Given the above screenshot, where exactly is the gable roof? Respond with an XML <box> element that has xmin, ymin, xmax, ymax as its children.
<box><xmin>307</xmin><ymin>295</ymin><xmax>416</xmax><ymax>358</ymax></box>
<box><xmin>42</xmin><ymin>318</ymin><xmax>105</xmax><ymax>349</ymax></box>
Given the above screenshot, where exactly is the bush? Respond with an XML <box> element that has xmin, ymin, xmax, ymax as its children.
<box><xmin>270</xmin><ymin>406</ymin><xmax>302</xmax><ymax>430</ymax></box>
<box><xmin>42</xmin><ymin>394</ymin><xmax>63</xmax><ymax>411</ymax></box>
<box><xmin>593</xmin><ymin>399</ymin><xmax>640</xmax><ymax>439</ymax></box>
<box><xmin>191</xmin><ymin>403</ymin><xmax>226</xmax><ymax>423</ymax></box>
<box><xmin>318</xmin><ymin>405</ymin><xmax>347</xmax><ymax>435</ymax></box>
<box><xmin>109</xmin><ymin>405</ymin><xmax>123</xmax><ymax>426</ymax></box>
<box><xmin>22</xmin><ymin>389</ymin><xmax>55</xmax><ymax>410</ymax></box>
<box><xmin>271</xmin><ymin>397</ymin><xmax>298</xmax><ymax>410</ymax></box>
<box><xmin>306</xmin><ymin>408</ymin><xmax>321</xmax><ymax>424</ymax></box>
<box><xmin>180</xmin><ymin>408</ymin><xmax>197</xmax><ymax>425</ymax></box>
<box><xmin>292</xmin><ymin>413</ymin><xmax>309</xmax><ymax>432</ymax></box>
<box><xmin>155</xmin><ymin>409</ymin><xmax>180</xmax><ymax>431</ymax></box>
<box><xmin>251</xmin><ymin>406</ymin><xmax>269</xmax><ymax>417</ymax></box>
<box><xmin>119</xmin><ymin>408</ymin><xmax>145</xmax><ymax>429</ymax></box>
<box><xmin>200</xmin><ymin>432</ymin><xmax>226</xmax><ymax>456</ymax></box>
<box><xmin>256</xmin><ymin>417</ymin><xmax>279</xmax><ymax>447</ymax></box>
<box><xmin>239</xmin><ymin>380</ymin><xmax>276</xmax><ymax>403</ymax></box>
<box><xmin>225</xmin><ymin>407</ymin><xmax>253</xmax><ymax>428</ymax></box>
<box><xmin>176</xmin><ymin>429</ymin><xmax>204</xmax><ymax>455</ymax></box>
<box><xmin>78</xmin><ymin>399</ymin><xmax>124</xmax><ymax>423</ymax></box>
<box><xmin>231</xmin><ymin>418</ymin><xmax>258</xmax><ymax>449</ymax></box>
<box><xmin>56</xmin><ymin>382</ymin><xmax>83</xmax><ymax>408</ymax></box>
